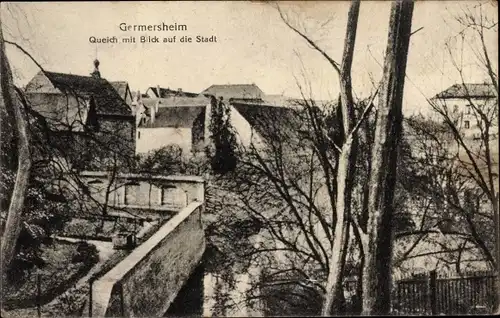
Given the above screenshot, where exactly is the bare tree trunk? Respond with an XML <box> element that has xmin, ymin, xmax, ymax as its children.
<box><xmin>321</xmin><ymin>0</ymin><xmax>360</xmax><ymax>315</ymax></box>
<box><xmin>0</xmin><ymin>12</ymin><xmax>32</xmax><ymax>282</ymax></box>
<box><xmin>362</xmin><ymin>0</ymin><xmax>414</xmax><ymax>315</ymax></box>
<box><xmin>494</xmin><ymin>193</ymin><xmax>500</xmax><ymax>315</ymax></box>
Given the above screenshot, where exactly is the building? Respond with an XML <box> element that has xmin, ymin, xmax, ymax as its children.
<box><xmin>430</xmin><ymin>83</ymin><xmax>498</xmax><ymax>140</ymax></box>
<box><xmin>201</xmin><ymin>83</ymin><xmax>265</xmax><ymax>101</ymax></box>
<box><xmin>144</xmin><ymin>85</ymin><xmax>198</xmax><ymax>99</ymax></box>
<box><xmin>110</xmin><ymin>81</ymin><xmax>134</xmax><ymax>108</ymax></box>
<box><xmin>134</xmin><ymin>94</ymin><xmax>210</xmax><ymax>155</ymax></box>
<box><xmin>76</xmin><ymin>171</ymin><xmax>204</xmax><ymax>219</ymax></box>
<box><xmin>24</xmin><ymin>60</ymin><xmax>136</xmax><ymax>169</ymax></box>
<box><xmin>133</xmin><ymin>83</ymin><xmax>305</xmax><ymax>156</ymax></box>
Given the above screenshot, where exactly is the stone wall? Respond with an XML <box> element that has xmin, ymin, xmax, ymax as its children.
<box><xmin>77</xmin><ymin>172</ymin><xmax>205</xmax><ymax>215</ymax></box>
<box><xmin>91</xmin><ymin>201</ymin><xmax>206</xmax><ymax>317</ymax></box>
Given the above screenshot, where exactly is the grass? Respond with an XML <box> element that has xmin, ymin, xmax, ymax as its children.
<box><xmin>58</xmin><ymin>217</ymin><xmax>140</xmax><ymax>240</ymax></box>
<box><xmin>2</xmin><ymin>240</ymin><xmax>98</xmax><ymax>310</ymax></box>
<box><xmin>3</xmin><ymin>215</ymin><xmax>172</xmax><ymax>317</ymax></box>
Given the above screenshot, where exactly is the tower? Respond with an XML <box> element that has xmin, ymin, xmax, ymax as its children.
<box><xmin>91</xmin><ymin>59</ymin><xmax>101</xmax><ymax>79</ymax></box>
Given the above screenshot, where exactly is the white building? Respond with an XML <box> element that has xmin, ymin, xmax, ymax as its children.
<box><xmin>430</xmin><ymin>83</ymin><xmax>498</xmax><ymax>140</ymax></box>
<box><xmin>132</xmin><ymin>84</ymin><xmax>303</xmax><ymax>157</ymax></box>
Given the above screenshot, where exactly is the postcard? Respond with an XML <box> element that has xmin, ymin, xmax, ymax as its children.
<box><xmin>1</xmin><ymin>1</ymin><xmax>498</xmax><ymax>317</ymax></box>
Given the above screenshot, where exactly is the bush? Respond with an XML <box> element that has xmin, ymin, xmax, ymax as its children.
<box><xmin>72</xmin><ymin>241</ymin><xmax>99</xmax><ymax>266</ymax></box>
<box><xmin>3</xmin><ymin>240</ymin><xmax>99</xmax><ymax>310</ymax></box>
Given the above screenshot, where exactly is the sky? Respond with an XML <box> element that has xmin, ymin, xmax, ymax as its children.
<box><xmin>1</xmin><ymin>0</ymin><xmax>498</xmax><ymax>116</ymax></box>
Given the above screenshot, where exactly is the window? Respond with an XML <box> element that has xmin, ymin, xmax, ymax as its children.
<box><xmin>453</xmin><ymin>105</ymin><xmax>459</xmax><ymax>113</ymax></box>
<box><xmin>137</xmin><ymin>131</ymin><xmax>141</xmax><ymax>139</ymax></box>
<box><xmin>464</xmin><ymin>120</ymin><xmax>470</xmax><ymax>129</ymax></box>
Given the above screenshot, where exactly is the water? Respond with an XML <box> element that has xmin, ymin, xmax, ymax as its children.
<box><xmin>164</xmin><ymin>254</ymin><xmax>264</xmax><ymax>317</ymax></box>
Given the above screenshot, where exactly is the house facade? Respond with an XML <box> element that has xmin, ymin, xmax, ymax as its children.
<box><xmin>132</xmin><ymin>83</ymin><xmax>311</xmax><ymax>157</ymax></box>
<box><xmin>145</xmin><ymin>85</ymin><xmax>199</xmax><ymax>99</ymax></box>
<box><xmin>24</xmin><ymin>60</ymin><xmax>136</xmax><ymax>169</ymax></box>
<box><xmin>430</xmin><ymin>83</ymin><xmax>498</xmax><ymax>140</ymax></box>
<box><xmin>134</xmin><ymin>95</ymin><xmax>209</xmax><ymax>155</ymax></box>
<box><xmin>133</xmin><ymin>84</ymin><xmax>275</xmax><ymax>156</ymax></box>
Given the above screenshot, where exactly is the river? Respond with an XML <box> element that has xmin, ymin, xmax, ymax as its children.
<box><xmin>164</xmin><ymin>253</ymin><xmax>264</xmax><ymax>317</ymax></box>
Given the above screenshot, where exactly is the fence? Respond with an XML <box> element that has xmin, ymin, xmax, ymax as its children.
<box><xmin>393</xmin><ymin>271</ymin><xmax>496</xmax><ymax>315</ymax></box>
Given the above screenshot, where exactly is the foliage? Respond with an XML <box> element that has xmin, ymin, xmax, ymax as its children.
<box><xmin>71</xmin><ymin>241</ymin><xmax>99</xmax><ymax>267</ymax></box>
<box><xmin>59</xmin><ymin>217</ymin><xmax>137</xmax><ymax>239</ymax></box>
<box><xmin>207</xmin><ymin>96</ymin><xmax>239</xmax><ymax>174</ymax></box>
<box><xmin>2</xmin><ymin>240</ymin><xmax>98</xmax><ymax>310</ymax></box>
<box><xmin>394</xmin><ymin>113</ymin><xmax>497</xmax><ymax>274</ymax></box>
<box><xmin>135</xmin><ymin>144</ymin><xmax>187</xmax><ymax>174</ymax></box>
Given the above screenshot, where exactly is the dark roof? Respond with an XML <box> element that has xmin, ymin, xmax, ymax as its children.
<box><xmin>42</xmin><ymin>71</ymin><xmax>132</xmax><ymax>116</ymax></box>
<box><xmin>147</xmin><ymin>87</ymin><xmax>199</xmax><ymax>98</ymax></box>
<box><xmin>434</xmin><ymin>83</ymin><xmax>497</xmax><ymax>99</ymax></box>
<box><xmin>231</xmin><ymin>102</ymin><xmax>305</xmax><ymax>142</ymax></box>
<box><xmin>139</xmin><ymin>106</ymin><xmax>205</xmax><ymax>128</ymax></box>
<box><xmin>202</xmin><ymin>84</ymin><xmax>265</xmax><ymax>100</ymax></box>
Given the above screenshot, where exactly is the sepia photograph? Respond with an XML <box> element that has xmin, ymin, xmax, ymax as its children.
<box><xmin>0</xmin><ymin>0</ymin><xmax>498</xmax><ymax>316</ymax></box>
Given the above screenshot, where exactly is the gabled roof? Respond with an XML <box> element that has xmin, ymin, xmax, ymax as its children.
<box><xmin>147</xmin><ymin>86</ymin><xmax>198</xmax><ymax>98</ymax></box>
<box><xmin>110</xmin><ymin>81</ymin><xmax>130</xmax><ymax>101</ymax></box>
<box><xmin>433</xmin><ymin>83</ymin><xmax>497</xmax><ymax>99</ymax></box>
<box><xmin>138</xmin><ymin>106</ymin><xmax>206</xmax><ymax>128</ymax></box>
<box><xmin>202</xmin><ymin>84</ymin><xmax>264</xmax><ymax>100</ymax></box>
<box><xmin>37</xmin><ymin>71</ymin><xmax>132</xmax><ymax>116</ymax></box>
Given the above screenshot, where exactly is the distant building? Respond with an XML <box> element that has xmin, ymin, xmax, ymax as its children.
<box><xmin>430</xmin><ymin>83</ymin><xmax>498</xmax><ymax>140</ymax></box>
<box><xmin>201</xmin><ymin>83</ymin><xmax>265</xmax><ymax>101</ymax></box>
<box><xmin>110</xmin><ymin>81</ymin><xmax>134</xmax><ymax>107</ymax></box>
<box><xmin>132</xmin><ymin>83</ymin><xmax>305</xmax><ymax>156</ymax></box>
<box><xmin>24</xmin><ymin>60</ymin><xmax>136</xmax><ymax>169</ymax></box>
<box><xmin>134</xmin><ymin>95</ymin><xmax>209</xmax><ymax>155</ymax></box>
<box><xmin>145</xmin><ymin>85</ymin><xmax>198</xmax><ymax>99</ymax></box>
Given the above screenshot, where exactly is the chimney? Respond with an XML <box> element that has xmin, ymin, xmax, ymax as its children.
<box><xmin>156</xmin><ymin>85</ymin><xmax>161</xmax><ymax>98</ymax></box>
<box><xmin>90</xmin><ymin>59</ymin><xmax>101</xmax><ymax>78</ymax></box>
<box><xmin>134</xmin><ymin>91</ymin><xmax>144</xmax><ymax>126</ymax></box>
<box><xmin>135</xmin><ymin>90</ymin><xmax>142</xmax><ymax>103</ymax></box>
<box><xmin>150</xmin><ymin>105</ymin><xmax>156</xmax><ymax>124</ymax></box>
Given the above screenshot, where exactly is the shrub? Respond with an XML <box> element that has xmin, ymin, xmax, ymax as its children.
<box><xmin>71</xmin><ymin>241</ymin><xmax>99</xmax><ymax>266</ymax></box>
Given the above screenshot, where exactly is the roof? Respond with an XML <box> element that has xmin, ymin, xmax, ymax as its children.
<box><xmin>24</xmin><ymin>71</ymin><xmax>133</xmax><ymax>131</ymax></box>
<box><xmin>44</xmin><ymin>72</ymin><xmax>132</xmax><ymax>116</ymax></box>
<box><xmin>110</xmin><ymin>81</ymin><xmax>130</xmax><ymax>101</ymax></box>
<box><xmin>138</xmin><ymin>106</ymin><xmax>206</xmax><ymax>128</ymax></box>
<box><xmin>433</xmin><ymin>83</ymin><xmax>497</xmax><ymax>99</ymax></box>
<box><xmin>231</xmin><ymin>101</ymin><xmax>305</xmax><ymax>142</ymax></box>
<box><xmin>147</xmin><ymin>86</ymin><xmax>198</xmax><ymax>98</ymax></box>
<box><xmin>262</xmin><ymin>94</ymin><xmax>297</xmax><ymax>107</ymax></box>
<box><xmin>201</xmin><ymin>84</ymin><xmax>265</xmax><ymax>100</ymax></box>
<box><xmin>141</xmin><ymin>95</ymin><xmax>210</xmax><ymax>109</ymax></box>
<box><xmin>41</xmin><ymin>71</ymin><xmax>132</xmax><ymax>116</ymax></box>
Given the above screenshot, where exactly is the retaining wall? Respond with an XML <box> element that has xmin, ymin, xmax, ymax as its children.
<box><xmin>90</xmin><ymin>201</ymin><xmax>206</xmax><ymax>317</ymax></box>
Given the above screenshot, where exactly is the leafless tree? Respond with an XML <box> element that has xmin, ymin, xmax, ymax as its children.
<box><xmin>273</xmin><ymin>0</ymin><xmax>414</xmax><ymax>315</ymax></box>
<box><xmin>0</xmin><ymin>4</ymin><xmax>137</xmax><ymax>294</ymax></box>
<box><xmin>0</xmin><ymin>7</ymin><xmax>32</xmax><ymax>284</ymax></box>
